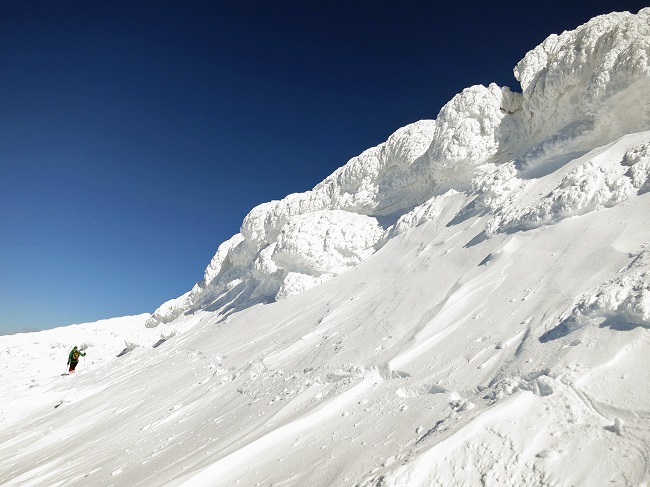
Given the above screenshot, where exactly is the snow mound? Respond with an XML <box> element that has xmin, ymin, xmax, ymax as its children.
<box><xmin>543</xmin><ymin>249</ymin><xmax>650</xmax><ymax>340</ymax></box>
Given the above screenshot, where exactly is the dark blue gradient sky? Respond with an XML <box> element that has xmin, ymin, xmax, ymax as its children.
<box><xmin>0</xmin><ymin>0</ymin><xmax>645</xmax><ymax>333</ymax></box>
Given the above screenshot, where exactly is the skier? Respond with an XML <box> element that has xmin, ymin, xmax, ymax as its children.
<box><xmin>67</xmin><ymin>346</ymin><xmax>86</xmax><ymax>373</ymax></box>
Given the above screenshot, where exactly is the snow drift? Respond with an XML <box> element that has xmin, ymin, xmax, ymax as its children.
<box><xmin>1</xmin><ymin>8</ymin><xmax>650</xmax><ymax>487</ymax></box>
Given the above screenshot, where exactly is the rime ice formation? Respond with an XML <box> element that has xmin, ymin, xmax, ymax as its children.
<box><xmin>483</xmin><ymin>135</ymin><xmax>650</xmax><ymax>237</ymax></box>
<box><xmin>147</xmin><ymin>7</ymin><xmax>650</xmax><ymax>328</ymax></box>
<box><xmin>3</xmin><ymin>9</ymin><xmax>650</xmax><ymax>487</ymax></box>
<box><xmin>514</xmin><ymin>9</ymin><xmax>650</xmax><ymax>151</ymax></box>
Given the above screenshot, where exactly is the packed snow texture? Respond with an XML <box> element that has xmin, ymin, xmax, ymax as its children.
<box><xmin>147</xmin><ymin>7</ymin><xmax>650</xmax><ymax>327</ymax></box>
<box><xmin>2</xmin><ymin>8</ymin><xmax>650</xmax><ymax>487</ymax></box>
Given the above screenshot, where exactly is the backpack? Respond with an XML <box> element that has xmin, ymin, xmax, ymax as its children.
<box><xmin>72</xmin><ymin>350</ymin><xmax>80</xmax><ymax>360</ymax></box>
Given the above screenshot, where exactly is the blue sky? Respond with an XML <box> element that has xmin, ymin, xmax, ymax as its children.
<box><xmin>0</xmin><ymin>0</ymin><xmax>645</xmax><ymax>334</ymax></box>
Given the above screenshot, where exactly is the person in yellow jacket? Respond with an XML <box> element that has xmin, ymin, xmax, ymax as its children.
<box><xmin>67</xmin><ymin>346</ymin><xmax>86</xmax><ymax>373</ymax></box>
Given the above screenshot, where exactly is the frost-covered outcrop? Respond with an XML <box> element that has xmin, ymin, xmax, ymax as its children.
<box><xmin>148</xmin><ymin>8</ymin><xmax>650</xmax><ymax>327</ymax></box>
<box><xmin>514</xmin><ymin>8</ymin><xmax>650</xmax><ymax>158</ymax></box>
<box><xmin>483</xmin><ymin>137</ymin><xmax>650</xmax><ymax>237</ymax></box>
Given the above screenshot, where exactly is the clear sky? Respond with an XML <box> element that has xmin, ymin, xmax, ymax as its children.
<box><xmin>0</xmin><ymin>0</ymin><xmax>645</xmax><ymax>334</ymax></box>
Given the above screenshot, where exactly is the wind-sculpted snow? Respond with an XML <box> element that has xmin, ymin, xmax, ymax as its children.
<box><xmin>272</xmin><ymin>210</ymin><xmax>383</xmax><ymax>299</ymax></box>
<box><xmin>426</xmin><ymin>84</ymin><xmax>512</xmax><ymax>181</ymax></box>
<box><xmin>4</xmin><ymin>9</ymin><xmax>650</xmax><ymax>487</ymax></box>
<box><xmin>384</xmin><ymin>190</ymin><xmax>460</xmax><ymax>239</ymax></box>
<box><xmin>148</xmin><ymin>8</ymin><xmax>650</xmax><ymax>328</ymax></box>
<box><xmin>542</xmin><ymin>249</ymin><xmax>650</xmax><ymax>341</ymax></box>
<box><xmin>146</xmin><ymin>234</ymin><xmax>245</xmax><ymax>327</ymax></box>
<box><xmin>514</xmin><ymin>8</ymin><xmax>650</xmax><ymax>154</ymax></box>
<box><xmin>483</xmin><ymin>135</ymin><xmax>650</xmax><ymax>237</ymax></box>
<box><xmin>623</xmin><ymin>140</ymin><xmax>650</xmax><ymax>191</ymax></box>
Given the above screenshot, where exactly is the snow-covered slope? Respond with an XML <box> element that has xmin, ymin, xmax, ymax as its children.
<box><xmin>146</xmin><ymin>7</ymin><xmax>650</xmax><ymax>328</ymax></box>
<box><xmin>1</xmin><ymin>8</ymin><xmax>649</xmax><ymax>487</ymax></box>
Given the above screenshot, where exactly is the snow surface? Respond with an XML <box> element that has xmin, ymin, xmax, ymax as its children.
<box><xmin>2</xmin><ymin>8</ymin><xmax>650</xmax><ymax>487</ymax></box>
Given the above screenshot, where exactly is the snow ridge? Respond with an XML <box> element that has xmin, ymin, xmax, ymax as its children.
<box><xmin>148</xmin><ymin>8</ymin><xmax>650</xmax><ymax>332</ymax></box>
